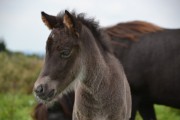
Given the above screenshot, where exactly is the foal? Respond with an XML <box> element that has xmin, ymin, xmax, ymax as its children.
<box><xmin>33</xmin><ymin>10</ymin><xmax>131</xmax><ymax>120</ymax></box>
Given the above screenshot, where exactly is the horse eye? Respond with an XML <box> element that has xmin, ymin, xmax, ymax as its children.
<box><xmin>60</xmin><ymin>49</ymin><xmax>71</xmax><ymax>58</ymax></box>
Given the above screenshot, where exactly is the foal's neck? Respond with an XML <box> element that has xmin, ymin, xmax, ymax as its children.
<box><xmin>78</xmin><ymin>26</ymin><xmax>110</xmax><ymax>93</ymax></box>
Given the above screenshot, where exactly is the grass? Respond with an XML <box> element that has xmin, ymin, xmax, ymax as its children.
<box><xmin>135</xmin><ymin>105</ymin><xmax>180</xmax><ymax>120</ymax></box>
<box><xmin>155</xmin><ymin>105</ymin><xmax>180</xmax><ymax>120</ymax></box>
<box><xmin>0</xmin><ymin>93</ymin><xmax>36</xmax><ymax>120</ymax></box>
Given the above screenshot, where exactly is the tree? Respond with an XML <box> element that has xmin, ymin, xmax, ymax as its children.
<box><xmin>0</xmin><ymin>38</ymin><xmax>6</xmax><ymax>52</ymax></box>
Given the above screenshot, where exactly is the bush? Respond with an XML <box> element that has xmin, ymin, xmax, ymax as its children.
<box><xmin>0</xmin><ymin>52</ymin><xmax>43</xmax><ymax>94</ymax></box>
<box><xmin>0</xmin><ymin>39</ymin><xmax>6</xmax><ymax>52</ymax></box>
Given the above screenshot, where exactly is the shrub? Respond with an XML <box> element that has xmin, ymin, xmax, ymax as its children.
<box><xmin>0</xmin><ymin>39</ymin><xmax>6</xmax><ymax>52</ymax></box>
<box><xmin>0</xmin><ymin>52</ymin><xmax>43</xmax><ymax>94</ymax></box>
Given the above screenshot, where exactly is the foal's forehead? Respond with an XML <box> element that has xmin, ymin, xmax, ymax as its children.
<box><xmin>50</xmin><ymin>28</ymin><xmax>63</xmax><ymax>37</ymax></box>
<box><xmin>48</xmin><ymin>28</ymin><xmax>75</xmax><ymax>45</ymax></box>
<box><xmin>48</xmin><ymin>28</ymin><xmax>67</xmax><ymax>40</ymax></box>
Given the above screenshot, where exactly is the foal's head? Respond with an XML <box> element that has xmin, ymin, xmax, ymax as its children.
<box><xmin>33</xmin><ymin>10</ymin><xmax>101</xmax><ymax>103</ymax></box>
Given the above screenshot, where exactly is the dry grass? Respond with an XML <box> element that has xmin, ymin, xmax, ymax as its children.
<box><xmin>0</xmin><ymin>52</ymin><xmax>43</xmax><ymax>94</ymax></box>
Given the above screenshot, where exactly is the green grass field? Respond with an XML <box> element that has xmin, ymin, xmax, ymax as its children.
<box><xmin>136</xmin><ymin>106</ymin><xmax>180</xmax><ymax>120</ymax></box>
<box><xmin>0</xmin><ymin>52</ymin><xmax>180</xmax><ymax>120</ymax></box>
<box><xmin>0</xmin><ymin>93</ymin><xmax>36</xmax><ymax>120</ymax></box>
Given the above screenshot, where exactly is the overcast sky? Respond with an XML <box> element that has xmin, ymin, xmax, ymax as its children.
<box><xmin>0</xmin><ymin>0</ymin><xmax>180</xmax><ymax>53</ymax></box>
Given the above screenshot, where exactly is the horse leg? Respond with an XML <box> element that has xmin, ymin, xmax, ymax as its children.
<box><xmin>138</xmin><ymin>101</ymin><xmax>157</xmax><ymax>120</ymax></box>
<box><xmin>130</xmin><ymin>95</ymin><xmax>141</xmax><ymax>120</ymax></box>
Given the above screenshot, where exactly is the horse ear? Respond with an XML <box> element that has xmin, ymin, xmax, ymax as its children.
<box><xmin>63</xmin><ymin>10</ymin><xmax>80</xmax><ymax>37</ymax></box>
<box><xmin>41</xmin><ymin>12</ymin><xmax>57</xmax><ymax>29</ymax></box>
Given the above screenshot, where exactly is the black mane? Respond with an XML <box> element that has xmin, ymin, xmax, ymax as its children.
<box><xmin>56</xmin><ymin>10</ymin><xmax>112</xmax><ymax>53</ymax></box>
<box><xmin>57</xmin><ymin>10</ymin><xmax>100</xmax><ymax>38</ymax></box>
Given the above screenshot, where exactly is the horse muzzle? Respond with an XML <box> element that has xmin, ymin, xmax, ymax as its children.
<box><xmin>34</xmin><ymin>84</ymin><xmax>55</xmax><ymax>101</ymax></box>
<box><xmin>33</xmin><ymin>76</ymin><xmax>58</xmax><ymax>102</ymax></box>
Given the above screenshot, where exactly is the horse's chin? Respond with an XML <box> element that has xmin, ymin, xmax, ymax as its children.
<box><xmin>33</xmin><ymin>91</ymin><xmax>59</xmax><ymax>107</ymax></box>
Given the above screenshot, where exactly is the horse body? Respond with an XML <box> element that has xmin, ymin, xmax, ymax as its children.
<box><xmin>106</xmin><ymin>23</ymin><xmax>180</xmax><ymax>120</ymax></box>
<box><xmin>33</xmin><ymin>10</ymin><xmax>131</xmax><ymax>120</ymax></box>
<box><xmin>135</xmin><ymin>30</ymin><xmax>180</xmax><ymax>107</ymax></box>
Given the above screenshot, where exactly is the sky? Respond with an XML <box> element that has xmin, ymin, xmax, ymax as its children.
<box><xmin>0</xmin><ymin>0</ymin><xmax>180</xmax><ymax>54</ymax></box>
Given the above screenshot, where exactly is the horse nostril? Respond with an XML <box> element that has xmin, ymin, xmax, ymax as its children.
<box><xmin>35</xmin><ymin>85</ymin><xmax>44</xmax><ymax>95</ymax></box>
<box><xmin>48</xmin><ymin>89</ymin><xmax>55</xmax><ymax>98</ymax></box>
<box><xmin>34</xmin><ymin>84</ymin><xmax>55</xmax><ymax>100</ymax></box>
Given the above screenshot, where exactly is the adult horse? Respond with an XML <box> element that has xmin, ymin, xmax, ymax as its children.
<box><xmin>33</xmin><ymin>10</ymin><xmax>131</xmax><ymax>120</ymax></box>
<box><xmin>106</xmin><ymin>21</ymin><xmax>180</xmax><ymax>120</ymax></box>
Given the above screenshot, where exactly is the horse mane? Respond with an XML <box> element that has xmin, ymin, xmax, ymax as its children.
<box><xmin>56</xmin><ymin>10</ymin><xmax>112</xmax><ymax>53</ymax></box>
<box><xmin>105</xmin><ymin>21</ymin><xmax>163</xmax><ymax>42</ymax></box>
